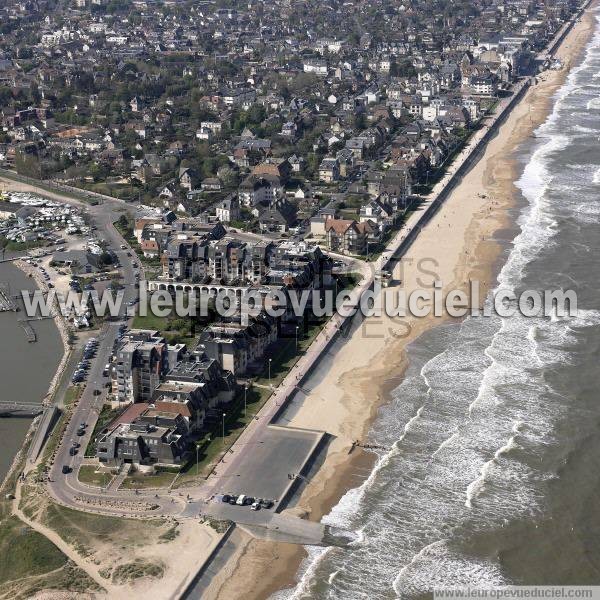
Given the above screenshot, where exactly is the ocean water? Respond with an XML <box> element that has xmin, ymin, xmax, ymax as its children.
<box><xmin>274</xmin><ymin>15</ymin><xmax>600</xmax><ymax>600</ymax></box>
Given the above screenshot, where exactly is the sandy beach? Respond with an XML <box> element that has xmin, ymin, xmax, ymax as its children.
<box><xmin>204</xmin><ymin>6</ymin><xmax>598</xmax><ymax>599</ymax></box>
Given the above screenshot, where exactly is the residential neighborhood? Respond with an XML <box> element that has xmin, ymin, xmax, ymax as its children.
<box><xmin>0</xmin><ymin>0</ymin><xmax>577</xmax><ymax>257</ymax></box>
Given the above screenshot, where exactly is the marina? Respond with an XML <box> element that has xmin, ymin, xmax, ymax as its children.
<box><xmin>0</xmin><ymin>284</ymin><xmax>18</xmax><ymax>311</ymax></box>
<box><xmin>0</xmin><ymin>259</ymin><xmax>63</xmax><ymax>479</ymax></box>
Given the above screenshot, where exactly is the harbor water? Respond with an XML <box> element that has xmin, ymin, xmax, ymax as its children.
<box><xmin>0</xmin><ymin>260</ymin><xmax>63</xmax><ymax>480</ymax></box>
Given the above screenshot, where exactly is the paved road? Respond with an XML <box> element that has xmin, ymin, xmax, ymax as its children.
<box><xmin>11</xmin><ymin>190</ymin><xmax>150</xmax><ymax>512</ymax></box>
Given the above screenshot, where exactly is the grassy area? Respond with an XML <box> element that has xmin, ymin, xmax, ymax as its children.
<box><xmin>0</xmin><ymin>507</ymin><xmax>101</xmax><ymax>596</ymax></box>
<box><xmin>85</xmin><ymin>404</ymin><xmax>124</xmax><ymax>457</ymax></box>
<box><xmin>0</xmin><ymin>425</ymin><xmax>101</xmax><ymax>597</ymax></box>
<box><xmin>158</xmin><ymin>525</ymin><xmax>179</xmax><ymax>543</ymax></box>
<box><xmin>255</xmin><ymin>317</ymin><xmax>328</xmax><ymax>388</ymax></box>
<box><xmin>78</xmin><ymin>181</ymin><xmax>138</xmax><ymax>202</ymax></box>
<box><xmin>77</xmin><ymin>465</ymin><xmax>113</xmax><ymax>488</ymax></box>
<box><xmin>63</xmin><ymin>385</ymin><xmax>81</xmax><ymax>406</ymax></box>
<box><xmin>112</xmin><ymin>560</ymin><xmax>164</xmax><ymax>584</ymax></box>
<box><xmin>38</xmin><ymin>386</ymin><xmax>82</xmax><ymax>470</ymax></box>
<box><xmin>0</xmin><ymin>516</ymin><xmax>67</xmax><ymax>583</ymax></box>
<box><xmin>40</xmin><ymin>502</ymin><xmax>169</xmax><ymax>558</ymax></box>
<box><xmin>0</xmin><ymin>237</ymin><xmax>46</xmax><ymax>252</ymax></box>
<box><xmin>132</xmin><ymin>310</ymin><xmax>169</xmax><ymax>331</ymax></box>
<box><xmin>0</xmin><ymin>561</ymin><xmax>100</xmax><ymax>598</ymax></box>
<box><xmin>120</xmin><ymin>470</ymin><xmax>177</xmax><ymax>490</ymax></box>
<box><xmin>132</xmin><ymin>308</ymin><xmax>198</xmax><ymax>348</ymax></box>
<box><xmin>114</xmin><ymin>219</ymin><xmax>137</xmax><ymax>246</ymax></box>
<box><xmin>173</xmin><ymin>385</ymin><xmax>273</xmax><ymax>487</ymax></box>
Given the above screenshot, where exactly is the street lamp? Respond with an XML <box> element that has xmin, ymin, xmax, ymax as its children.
<box><xmin>244</xmin><ymin>385</ymin><xmax>248</xmax><ymax>419</ymax></box>
<box><xmin>196</xmin><ymin>443</ymin><xmax>200</xmax><ymax>477</ymax></box>
<box><xmin>222</xmin><ymin>413</ymin><xmax>226</xmax><ymax>445</ymax></box>
<box><xmin>295</xmin><ymin>326</ymin><xmax>299</xmax><ymax>351</ymax></box>
<box><xmin>268</xmin><ymin>358</ymin><xmax>272</xmax><ymax>387</ymax></box>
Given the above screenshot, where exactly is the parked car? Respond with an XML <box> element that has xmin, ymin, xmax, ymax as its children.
<box><xmin>62</xmin><ymin>465</ymin><xmax>71</xmax><ymax>474</ymax></box>
<box><xmin>221</xmin><ymin>494</ymin><xmax>231</xmax><ymax>504</ymax></box>
<box><xmin>250</xmin><ymin>501</ymin><xmax>261</xmax><ymax>511</ymax></box>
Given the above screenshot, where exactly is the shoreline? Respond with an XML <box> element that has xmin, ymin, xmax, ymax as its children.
<box><xmin>0</xmin><ymin>247</ymin><xmax>71</xmax><ymax>490</ymax></box>
<box><xmin>205</xmin><ymin>5</ymin><xmax>599</xmax><ymax>599</ymax></box>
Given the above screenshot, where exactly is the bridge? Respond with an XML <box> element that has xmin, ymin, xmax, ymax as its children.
<box><xmin>0</xmin><ymin>401</ymin><xmax>44</xmax><ymax>418</ymax></box>
<box><xmin>0</xmin><ymin>256</ymin><xmax>26</xmax><ymax>263</ymax></box>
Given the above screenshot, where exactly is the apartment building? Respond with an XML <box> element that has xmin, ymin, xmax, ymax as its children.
<box><xmin>114</xmin><ymin>330</ymin><xmax>168</xmax><ymax>404</ymax></box>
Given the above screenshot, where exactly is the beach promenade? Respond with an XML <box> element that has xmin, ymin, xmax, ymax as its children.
<box><xmin>200</xmin><ymin>72</ymin><xmax>535</xmax><ymax>504</ymax></box>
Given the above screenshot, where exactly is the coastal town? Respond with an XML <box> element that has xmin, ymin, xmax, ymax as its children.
<box><xmin>0</xmin><ymin>0</ymin><xmax>592</xmax><ymax>598</ymax></box>
<box><xmin>0</xmin><ymin>0</ymin><xmax>574</xmax><ymax>252</ymax></box>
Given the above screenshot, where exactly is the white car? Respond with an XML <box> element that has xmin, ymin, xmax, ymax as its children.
<box><xmin>250</xmin><ymin>502</ymin><xmax>260</xmax><ymax>511</ymax></box>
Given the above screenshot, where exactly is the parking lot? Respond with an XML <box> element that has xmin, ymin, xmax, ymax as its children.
<box><xmin>215</xmin><ymin>425</ymin><xmax>326</xmax><ymax>506</ymax></box>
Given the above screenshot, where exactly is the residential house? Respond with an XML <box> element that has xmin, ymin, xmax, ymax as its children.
<box><xmin>325</xmin><ymin>217</ymin><xmax>374</xmax><ymax>254</ymax></box>
<box><xmin>215</xmin><ymin>195</ymin><xmax>240</xmax><ymax>223</ymax></box>
<box><xmin>319</xmin><ymin>158</ymin><xmax>340</xmax><ymax>183</ymax></box>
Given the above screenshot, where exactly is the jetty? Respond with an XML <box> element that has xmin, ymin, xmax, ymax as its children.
<box><xmin>18</xmin><ymin>319</ymin><xmax>36</xmax><ymax>342</ymax></box>
<box><xmin>349</xmin><ymin>440</ymin><xmax>390</xmax><ymax>454</ymax></box>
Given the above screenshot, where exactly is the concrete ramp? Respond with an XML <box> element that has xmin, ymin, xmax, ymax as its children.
<box><xmin>238</xmin><ymin>513</ymin><xmax>327</xmax><ymax>546</ymax></box>
<box><xmin>202</xmin><ymin>502</ymin><xmax>330</xmax><ymax>546</ymax></box>
<box><xmin>238</xmin><ymin>520</ymin><xmax>354</xmax><ymax>547</ymax></box>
